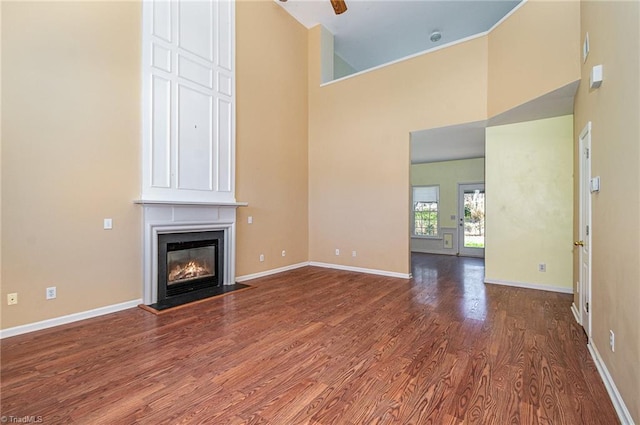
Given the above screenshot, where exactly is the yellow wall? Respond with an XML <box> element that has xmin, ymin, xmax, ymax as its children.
<box><xmin>1</xmin><ymin>2</ymin><xmax>143</xmax><ymax>328</ymax></box>
<box><xmin>411</xmin><ymin>158</ymin><xmax>485</xmax><ymax>228</ymax></box>
<box><xmin>235</xmin><ymin>0</ymin><xmax>309</xmax><ymax>277</ymax></box>
<box><xmin>485</xmin><ymin>116</ymin><xmax>574</xmax><ymax>290</ymax></box>
<box><xmin>574</xmin><ymin>1</ymin><xmax>640</xmax><ymax>421</ymax></box>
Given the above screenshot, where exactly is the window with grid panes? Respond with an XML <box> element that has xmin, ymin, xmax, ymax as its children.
<box><xmin>412</xmin><ymin>186</ymin><xmax>439</xmax><ymax>237</ymax></box>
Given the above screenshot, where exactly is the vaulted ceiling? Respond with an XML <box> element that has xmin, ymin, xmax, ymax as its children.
<box><xmin>276</xmin><ymin>0</ymin><xmax>521</xmax><ymax>73</ymax></box>
<box><xmin>276</xmin><ymin>0</ymin><xmax>577</xmax><ymax>164</ymax></box>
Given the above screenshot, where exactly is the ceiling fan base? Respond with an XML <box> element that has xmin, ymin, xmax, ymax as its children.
<box><xmin>330</xmin><ymin>0</ymin><xmax>347</xmax><ymax>15</ymax></box>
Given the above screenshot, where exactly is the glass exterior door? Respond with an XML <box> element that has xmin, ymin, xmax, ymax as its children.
<box><xmin>458</xmin><ymin>184</ymin><xmax>485</xmax><ymax>257</ymax></box>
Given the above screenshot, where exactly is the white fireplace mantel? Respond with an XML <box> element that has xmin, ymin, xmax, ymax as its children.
<box><xmin>134</xmin><ymin>200</ymin><xmax>247</xmax><ymax>207</ymax></box>
<box><xmin>137</xmin><ymin>202</ymin><xmax>246</xmax><ymax>305</ymax></box>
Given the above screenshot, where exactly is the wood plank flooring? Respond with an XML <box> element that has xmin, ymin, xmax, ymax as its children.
<box><xmin>1</xmin><ymin>254</ymin><xmax>619</xmax><ymax>424</ymax></box>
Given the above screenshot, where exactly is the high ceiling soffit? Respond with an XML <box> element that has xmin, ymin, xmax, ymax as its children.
<box><xmin>410</xmin><ymin>81</ymin><xmax>579</xmax><ymax>164</ymax></box>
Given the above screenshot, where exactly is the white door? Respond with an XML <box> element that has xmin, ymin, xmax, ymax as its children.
<box><xmin>458</xmin><ymin>183</ymin><xmax>485</xmax><ymax>258</ymax></box>
<box><xmin>577</xmin><ymin>123</ymin><xmax>592</xmax><ymax>338</ymax></box>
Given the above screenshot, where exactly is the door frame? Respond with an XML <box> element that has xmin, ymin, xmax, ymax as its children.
<box><xmin>577</xmin><ymin>122</ymin><xmax>592</xmax><ymax>339</ymax></box>
<box><xmin>457</xmin><ymin>182</ymin><xmax>485</xmax><ymax>258</ymax></box>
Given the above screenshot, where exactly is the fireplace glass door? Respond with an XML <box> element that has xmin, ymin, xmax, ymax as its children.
<box><xmin>158</xmin><ymin>231</ymin><xmax>224</xmax><ymax>302</ymax></box>
<box><xmin>167</xmin><ymin>245</ymin><xmax>215</xmax><ymax>286</ymax></box>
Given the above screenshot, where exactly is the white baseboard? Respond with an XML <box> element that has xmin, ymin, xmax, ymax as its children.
<box><xmin>588</xmin><ymin>342</ymin><xmax>634</xmax><ymax>424</ymax></box>
<box><xmin>0</xmin><ymin>299</ymin><xmax>142</xmax><ymax>339</ymax></box>
<box><xmin>235</xmin><ymin>262</ymin><xmax>310</xmax><ymax>282</ymax></box>
<box><xmin>410</xmin><ymin>248</ymin><xmax>457</xmax><ymax>256</ymax></box>
<box><xmin>484</xmin><ymin>278</ymin><xmax>573</xmax><ymax>294</ymax></box>
<box><xmin>571</xmin><ymin>302</ymin><xmax>581</xmax><ymax>325</ymax></box>
<box><xmin>309</xmin><ymin>262</ymin><xmax>411</xmax><ymax>279</ymax></box>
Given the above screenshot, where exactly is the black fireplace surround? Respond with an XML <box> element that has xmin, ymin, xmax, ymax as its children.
<box><xmin>157</xmin><ymin>230</ymin><xmax>224</xmax><ymax>306</ymax></box>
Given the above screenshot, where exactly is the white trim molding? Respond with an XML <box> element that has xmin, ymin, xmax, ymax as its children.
<box><xmin>411</xmin><ymin>249</ymin><xmax>457</xmax><ymax>256</ymax></box>
<box><xmin>140</xmin><ymin>203</ymin><xmax>240</xmax><ymax>305</ymax></box>
<box><xmin>236</xmin><ymin>262</ymin><xmax>310</xmax><ymax>282</ymax></box>
<box><xmin>309</xmin><ymin>262</ymin><xmax>411</xmax><ymax>279</ymax></box>
<box><xmin>135</xmin><ymin>200</ymin><xmax>247</xmax><ymax>207</ymax></box>
<box><xmin>571</xmin><ymin>302</ymin><xmax>581</xmax><ymax>325</ymax></box>
<box><xmin>141</xmin><ymin>0</ymin><xmax>236</xmax><ymax>204</ymax></box>
<box><xmin>588</xmin><ymin>342</ymin><xmax>635</xmax><ymax>425</ymax></box>
<box><xmin>484</xmin><ymin>278</ymin><xmax>573</xmax><ymax>294</ymax></box>
<box><xmin>0</xmin><ymin>299</ymin><xmax>142</xmax><ymax>339</ymax></box>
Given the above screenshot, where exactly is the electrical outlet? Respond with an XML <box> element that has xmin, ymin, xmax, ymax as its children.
<box><xmin>444</xmin><ymin>234</ymin><xmax>453</xmax><ymax>249</ymax></box>
<box><xmin>103</xmin><ymin>218</ymin><xmax>113</xmax><ymax>230</ymax></box>
<box><xmin>259</xmin><ymin>254</ymin><xmax>264</xmax><ymax>262</ymax></box>
<box><xmin>609</xmin><ymin>330</ymin><xmax>615</xmax><ymax>352</ymax></box>
<box><xmin>335</xmin><ymin>249</ymin><xmax>340</xmax><ymax>256</ymax></box>
<box><xmin>538</xmin><ymin>263</ymin><xmax>546</xmax><ymax>272</ymax></box>
<box><xmin>46</xmin><ymin>287</ymin><xmax>57</xmax><ymax>300</ymax></box>
<box><xmin>248</xmin><ymin>216</ymin><xmax>253</xmax><ymax>224</ymax></box>
<box><xmin>281</xmin><ymin>250</ymin><xmax>286</xmax><ymax>257</ymax></box>
<box><xmin>7</xmin><ymin>293</ymin><xmax>18</xmax><ymax>305</ymax></box>
<box><xmin>352</xmin><ymin>250</ymin><xmax>357</xmax><ymax>257</ymax></box>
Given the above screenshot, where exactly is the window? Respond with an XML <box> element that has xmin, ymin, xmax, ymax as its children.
<box><xmin>412</xmin><ymin>186</ymin><xmax>439</xmax><ymax>237</ymax></box>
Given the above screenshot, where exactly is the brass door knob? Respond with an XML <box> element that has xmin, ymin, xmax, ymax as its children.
<box><xmin>574</xmin><ymin>240</ymin><xmax>584</xmax><ymax>246</ymax></box>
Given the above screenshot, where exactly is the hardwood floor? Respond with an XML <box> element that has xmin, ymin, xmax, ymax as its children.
<box><xmin>1</xmin><ymin>254</ymin><xmax>619</xmax><ymax>424</ymax></box>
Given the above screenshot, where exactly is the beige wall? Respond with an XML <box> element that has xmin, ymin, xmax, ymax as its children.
<box><xmin>1</xmin><ymin>2</ymin><xmax>142</xmax><ymax>328</ymax></box>
<box><xmin>0</xmin><ymin>0</ymin><xmax>310</xmax><ymax>329</ymax></box>
<box><xmin>308</xmin><ymin>29</ymin><xmax>488</xmax><ymax>274</ymax></box>
<box><xmin>488</xmin><ymin>0</ymin><xmax>580</xmax><ymax>117</ymax></box>
<box><xmin>2</xmin><ymin>0</ymin><xmax>635</xmax><ymax>419</ymax></box>
<box><xmin>485</xmin><ymin>116</ymin><xmax>574</xmax><ymax>291</ymax></box>
<box><xmin>235</xmin><ymin>0</ymin><xmax>309</xmax><ymax>276</ymax></box>
<box><xmin>574</xmin><ymin>1</ymin><xmax>640</xmax><ymax>421</ymax></box>
<box><xmin>1</xmin><ymin>2</ymin><xmax>4</xmax><ymax>310</ymax></box>
<box><xmin>308</xmin><ymin>0</ymin><xmax>579</xmax><ymax>275</ymax></box>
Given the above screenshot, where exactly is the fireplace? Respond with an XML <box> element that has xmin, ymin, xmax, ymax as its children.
<box><xmin>137</xmin><ymin>203</ymin><xmax>243</xmax><ymax>307</ymax></box>
<box><xmin>157</xmin><ymin>231</ymin><xmax>224</xmax><ymax>304</ymax></box>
